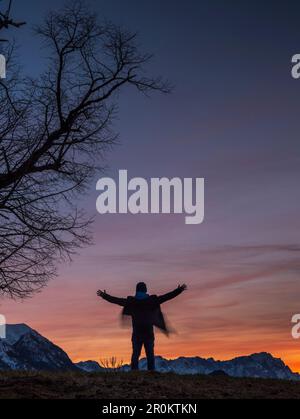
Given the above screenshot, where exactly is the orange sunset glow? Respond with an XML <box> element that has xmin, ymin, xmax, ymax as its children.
<box><xmin>2</xmin><ymin>228</ymin><xmax>300</xmax><ymax>372</ymax></box>
<box><xmin>1</xmin><ymin>0</ymin><xmax>300</xmax><ymax>378</ymax></box>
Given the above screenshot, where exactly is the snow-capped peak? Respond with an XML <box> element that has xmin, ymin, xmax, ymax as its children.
<box><xmin>4</xmin><ymin>324</ymin><xmax>36</xmax><ymax>345</ymax></box>
<box><xmin>0</xmin><ymin>323</ymin><xmax>76</xmax><ymax>372</ymax></box>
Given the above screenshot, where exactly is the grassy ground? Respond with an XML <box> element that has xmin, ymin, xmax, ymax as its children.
<box><xmin>0</xmin><ymin>371</ymin><xmax>300</xmax><ymax>399</ymax></box>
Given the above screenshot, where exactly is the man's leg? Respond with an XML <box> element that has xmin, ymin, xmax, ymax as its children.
<box><xmin>144</xmin><ymin>336</ymin><xmax>155</xmax><ymax>371</ymax></box>
<box><xmin>131</xmin><ymin>335</ymin><xmax>143</xmax><ymax>370</ymax></box>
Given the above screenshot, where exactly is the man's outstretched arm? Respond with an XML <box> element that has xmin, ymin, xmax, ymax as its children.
<box><xmin>97</xmin><ymin>290</ymin><xmax>127</xmax><ymax>307</ymax></box>
<box><xmin>158</xmin><ymin>284</ymin><xmax>187</xmax><ymax>304</ymax></box>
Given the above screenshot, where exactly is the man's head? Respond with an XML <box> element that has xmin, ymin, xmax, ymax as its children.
<box><xmin>136</xmin><ymin>282</ymin><xmax>147</xmax><ymax>293</ymax></box>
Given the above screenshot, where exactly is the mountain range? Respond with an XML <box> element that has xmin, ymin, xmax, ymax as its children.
<box><xmin>0</xmin><ymin>324</ymin><xmax>76</xmax><ymax>371</ymax></box>
<box><xmin>0</xmin><ymin>324</ymin><xmax>298</xmax><ymax>381</ymax></box>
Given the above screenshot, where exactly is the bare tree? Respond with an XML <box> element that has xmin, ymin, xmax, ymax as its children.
<box><xmin>0</xmin><ymin>0</ymin><xmax>25</xmax><ymax>42</ymax></box>
<box><xmin>100</xmin><ymin>357</ymin><xmax>124</xmax><ymax>372</ymax></box>
<box><xmin>0</xmin><ymin>1</ymin><xmax>170</xmax><ymax>298</ymax></box>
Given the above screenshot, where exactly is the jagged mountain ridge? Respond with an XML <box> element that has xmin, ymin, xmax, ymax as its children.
<box><xmin>120</xmin><ymin>352</ymin><xmax>299</xmax><ymax>380</ymax></box>
<box><xmin>78</xmin><ymin>354</ymin><xmax>299</xmax><ymax>381</ymax></box>
<box><xmin>0</xmin><ymin>324</ymin><xmax>76</xmax><ymax>371</ymax></box>
<box><xmin>0</xmin><ymin>324</ymin><xmax>299</xmax><ymax>380</ymax></box>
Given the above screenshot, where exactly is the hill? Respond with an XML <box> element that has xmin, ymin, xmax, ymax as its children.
<box><xmin>0</xmin><ymin>371</ymin><xmax>300</xmax><ymax>399</ymax></box>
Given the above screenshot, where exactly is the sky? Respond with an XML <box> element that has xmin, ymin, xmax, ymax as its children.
<box><xmin>1</xmin><ymin>0</ymin><xmax>300</xmax><ymax>371</ymax></box>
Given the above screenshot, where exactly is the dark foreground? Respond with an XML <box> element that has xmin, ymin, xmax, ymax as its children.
<box><xmin>0</xmin><ymin>371</ymin><xmax>300</xmax><ymax>399</ymax></box>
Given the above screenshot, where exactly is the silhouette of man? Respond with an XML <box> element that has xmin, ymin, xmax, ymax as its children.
<box><xmin>97</xmin><ymin>283</ymin><xmax>187</xmax><ymax>371</ymax></box>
